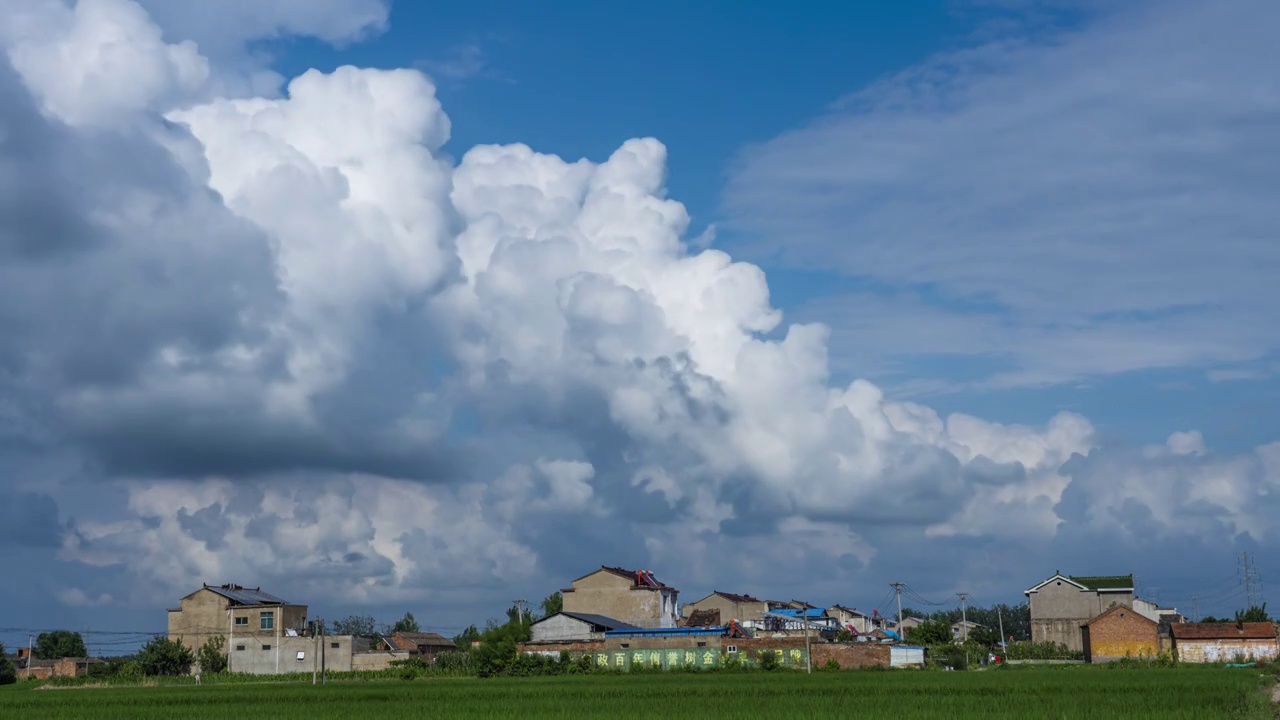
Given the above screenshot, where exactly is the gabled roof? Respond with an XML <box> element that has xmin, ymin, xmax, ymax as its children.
<box><xmin>1171</xmin><ymin>622</ymin><xmax>1276</xmax><ymax>640</ymax></box>
<box><xmin>1025</xmin><ymin>573</ymin><xmax>1134</xmax><ymax>594</ymax></box>
<box><xmin>1081</xmin><ymin>604</ymin><xmax>1157</xmax><ymax>628</ymax></box>
<box><xmin>829</xmin><ymin>605</ymin><xmax>867</xmax><ymax>617</ymax></box>
<box><xmin>192</xmin><ymin>583</ymin><xmax>288</xmax><ymax>606</ymax></box>
<box><xmin>531</xmin><ymin>611</ymin><xmax>638</xmax><ymax>632</ymax></box>
<box><xmin>568</xmin><ymin>566</ymin><xmax>674</xmax><ymax>591</ymax></box>
<box><xmin>711</xmin><ymin>590</ymin><xmax>763</xmax><ymax>604</ymax></box>
<box><xmin>389</xmin><ymin>632</ymin><xmax>455</xmax><ymax>649</ymax></box>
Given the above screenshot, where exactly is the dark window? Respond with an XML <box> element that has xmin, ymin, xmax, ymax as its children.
<box><xmin>620</xmin><ymin>643</ymin><xmax>630</xmax><ymax>648</ymax></box>
<box><xmin>331</xmin><ymin>642</ymin><xmax>340</xmax><ymax>649</ymax></box>
<box><xmin>234</xmin><ymin>617</ymin><xmax>249</xmax><ymax>626</ymax></box>
<box><xmin>235</xmin><ymin>645</ymin><xmax>245</xmax><ymax>652</ymax></box>
<box><xmin>697</xmin><ymin>641</ymin><xmax>707</xmax><ymax>647</ymax></box>
<box><xmin>262</xmin><ymin>644</ymin><xmax>272</xmax><ymax>651</ymax></box>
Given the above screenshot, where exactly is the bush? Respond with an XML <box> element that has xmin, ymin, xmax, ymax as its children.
<box><xmin>824</xmin><ymin>658</ymin><xmax>841</xmax><ymax>672</ymax></box>
<box><xmin>759</xmin><ymin>650</ymin><xmax>780</xmax><ymax>672</ymax></box>
<box><xmin>0</xmin><ymin>642</ymin><xmax>16</xmax><ymax>685</ymax></box>
<box><xmin>198</xmin><ymin>635</ymin><xmax>228</xmax><ymax>674</ymax></box>
<box><xmin>136</xmin><ymin>636</ymin><xmax>195</xmax><ymax>676</ymax></box>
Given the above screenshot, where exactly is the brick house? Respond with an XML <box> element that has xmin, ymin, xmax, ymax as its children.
<box><xmin>562</xmin><ymin>566</ymin><xmax>679</xmax><ymax>629</ymax></box>
<box><xmin>1081</xmin><ymin>604</ymin><xmax>1159</xmax><ymax>662</ymax></box>
<box><xmin>827</xmin><ymin>605</ymin><xmax>874</xmax><ymax>634</ymax></box>
<box><xmin>682</xmin><ymin>591</ymin><xmax>769</xmax><ymax>628</ymax></box>
<box><xmin>1170</xmin><ymin>622</ymin><xmax>1280</xmax><ymax>663</ymax></box>
<box><xmin>1024</xmin><ymin>573</ymin><xmax>1134</xmax><ymax>652</ymax></box>
<box><xmin>377</xmin><ymin>632</ymin><xmax>457</xmax><ymax>661</ymax></box>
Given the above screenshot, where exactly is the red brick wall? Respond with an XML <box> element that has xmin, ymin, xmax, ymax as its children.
<box><xmin>1084</xmin><ymin>609</ymin><xmax>1158</xmax><ymax>662</ymax></box>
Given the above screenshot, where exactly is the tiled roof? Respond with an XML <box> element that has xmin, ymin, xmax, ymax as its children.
<box><xmin>596</xmin><ymin>566</ymin><xmax>671</xmax><ymax>589</ymax></box>
<box><xmin>1171</xmin><ymin>622</ymin><xmax>1276</xmax><ymax>640</ymax></box>
<box><xmin>202</xmin><ymin>583</ymin><xmax>288</xmax><ymax>606</ymax></box>
<box><xmin>829</xmin><ymin>605</ymin><xmax>867</xmax><ymax>617</ymax></box>
<box><xmin>1068</xmin><ymin>575</ymin><xmax>1134</xmax><ymax>590</ymax></box>
<box><xmin>714</xmin><ymin>591</ymin><xmax>763</xmax><ymax>604</ymax></box>
<box><xmin>390</xmin><ymin>632</ymin><xmax>454</xmax><ymax>648</ymax></box>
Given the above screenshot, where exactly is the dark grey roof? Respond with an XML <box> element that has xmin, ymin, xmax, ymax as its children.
<box><xmin>203</xmin><ymin>584</ymin><xmax>288</xmax><ymax>606</ymax></box>
<box><xmin>551</xmin><ymin>612</ymin><xmax>638</xmax><ymax>631</ymax></box>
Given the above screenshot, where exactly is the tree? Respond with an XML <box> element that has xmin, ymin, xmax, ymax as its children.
<box><xmin>35</xmin><ymin>630</ymin><xmax>87</xmax><ymax>659</ymax></box>
<box><xmin>454</xmin><ymin>625</ymin><xmax>481</xmax><ymax>647</ymax></box>
<box><xmin>1235</xmin><ymin>604</ymin><xmax>1270</xmax><ymax>623</ymax></box>
<box><xmin>390</xmin><ymin>612</ymin><xmax>420</xmax><ymax>634</ymax></box>
<box><xmin>136</xmin><ymin>636</ymin><xmax>194</xmax><ymax>676</ymax></box>
<box><xmin>540</xmin><ymin>592</ymin><xmax>563</xmax><ymax>618</ymax></box>
<box><xmin>905</xmin><ymin>619</ymin><xmax>954</xmax><ymax>646</ymax></box>
<box><xmin>331</xmin><ymin>614</ymin><xmax>378</xmax><ymax>637</ymax></box>
<box><xmin>197</xmin><ymin>635</ymin><xmax>228</xmax><ymax>674</ymax></box>
<box><xmin>1201</xmin><ymin>615</ymin><xmax>1221</xmax><ymax>623</ymax></box>
<box><xmin>0</xmin><ymin>642</ymin><xmax>16</xmax><ymax>685</ymax></box>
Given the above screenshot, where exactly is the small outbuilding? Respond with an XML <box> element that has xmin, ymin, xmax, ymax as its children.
<box><xmin>1081</xmin><ymin>605</ymin><xmax>1158</xmax><ymax>663</ymax></box>
<box><xmin>1170</xmin><ymin>622</ymin><xmax>1279</xmax><ymax>663</ymax></box>
<box><xmin>529</xmin><ymin>612</ymin><xmax>638</xmax><ymax>643</ymax></box>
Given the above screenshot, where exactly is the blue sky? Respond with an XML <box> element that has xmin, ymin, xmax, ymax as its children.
<box><xmin>1</xmin><ymin>0</ymin><xmax>1277</xmax><ymax>653</ymax></box>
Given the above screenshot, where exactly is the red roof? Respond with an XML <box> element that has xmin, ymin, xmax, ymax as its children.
<box><xmin>1170</xmin><ymin>622</ymin><xmax>1276</xmax><ymax>640</ymax></box>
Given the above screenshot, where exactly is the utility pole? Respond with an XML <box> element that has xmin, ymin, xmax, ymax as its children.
<box><xmin>1240</xmin><ymin>552</ymin><xmax>1258</xmax><ymax>609</ymax></box>
<box><xmin>803</xmin><ymin>601</ymin><xmax>812</xmax><ymax>674</ymax></box>
<box><xmin>997</xmin><ymin>607</ymin><xmax>1006</xmax><ymax>658</ymax></box>
<box><xmin>313</xmin><ymin>618</ymin><xmax>318</xmax><ymax>685</ymax></box>
<box><xmin>896</xmin><ymin>579</ymin><xmax>906</xmax><ymax>640</ymax></box>
<box><xmin>26</xmin><ymin>635</ymin><xmax>33</xmax><ymax>680</ymax></box>
<box><xmin>957</xmin><ymin>592</ymin><xmax>970</xmax><ymax>642</ymax></box>
<box><xmin>320</xmin><ymin>617</ymin><xmax>327</xmax><ymax>684</ymax></box>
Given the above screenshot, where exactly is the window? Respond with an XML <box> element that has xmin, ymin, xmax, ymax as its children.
<box><xmin>726</xmin><ymin>645</ymin><xmax>738</xmax><ymax>653</ymax></box>
<box><xmin>331</xmin><ymin>642</ymin><xmax>340</xmax><ymax>649</ymax></box>
<box><xmin>696</xmin><ymin>641</ymin><xmax>707</xmax><ymax>647</ymax></box>
<box><xmin>235</xmin><ymin>645</ymin><xmax>245</xmax><ymax>652</ymax></box>
<box><xmin>260</xmin><ymin>611</ymin><xmax>274</xmax><ymax>631</ymax></box>
<box><xmin>234</xmin><ymin>617</ymin><xmax>249</xmax><ymax>626</ymax></box>
<box><xmin>262</xmin><ymin>644</ymin><xmax>272</xmax><ymax>651</ymax></box>
<box><xmin>620</xmin><ymin>643</ymin><xmax>630</xmax><ymax>649</ymax></box>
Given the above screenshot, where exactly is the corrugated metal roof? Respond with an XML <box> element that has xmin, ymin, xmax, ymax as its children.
<box><xmin>204</xmin><ymin>584</ymin><xmax>288</xmax><ymax>606</ymax></box>
<box><xmin>554</xmin><ymin>612</ymin><xmax>638</xmax><ymax>631</ymax></box>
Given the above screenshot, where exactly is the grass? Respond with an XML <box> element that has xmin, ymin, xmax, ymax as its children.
<box><xmin>0</xmin><ymin>666</ymin><xmax>1273</xmax><ymax>719</ymax></box>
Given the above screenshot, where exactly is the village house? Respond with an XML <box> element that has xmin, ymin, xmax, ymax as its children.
<box><xmin>827</xmin><ymin>605</ymin><xmax>874</xmax><ymax>634</ymax></box>
<box><xmin>530</xmin><ymin>611</ymin><xmax>639</xmax><ymax>643</ymax></box>
<box><xmin>951</xmin><ymin>620</ymin><xmax>983</xmax><ymax>642</ymax></box>
<box><xmin>561</xmin><ymin>566</ymin><xmax>680</xmax><ymax>629</ymax></box>
<box><xmin>1024</xmin><ymin>573</ymin><xmax>1135</xmax><ymax>652</ymax></box>
<box><xmin>7</xmin><ymin>647</ymin><xmax>103</xmax><ymax>680</ymax></box>
<box><xmin>376</xmin><ymin>632</ymin><xmax>456</xmax><ymax>661</ymax></box>
<box><xmin>682</xmin><ymin>591</ymin><xmax>769</xmax><ymax>628</ymax></box>
<box><xmin>895</xmin><ymin>616</ymin><xmax>926</xmax><ymax>636</ymax></box>
<box><xmin>167</xmin><ymin>583</ymin><xmax>309</xmax><ymax>658</ymax></box>
<box><xmin>1170</xmin><ymin>622</ymin><xmax>1280</xmax><ymax>663</ymax></box>
<box><xmin>1081</xmin><ymin>605</ymin><xmax>1159</xmax><ymax>663</ymax></box>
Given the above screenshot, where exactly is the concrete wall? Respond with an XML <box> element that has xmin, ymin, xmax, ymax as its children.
<box><xmin>351</xmin><ymin>650</ymin><xmax>412</xmax><ymax>671</ymax></box>
<box><xmin>1083</xmin><ymin>609</ymin><xmax>1158</xmax><ymax>662</ymax></box>
<box><xmin>563</xmin><ymin>570</ymin><xmax>678</xmax><ymax>628</ymax></box>
<box><xmin>1175</xmin><ymin>638</ymin><xmax>1280</xmax><ymax>663</ymax></box>
<box><xmin>1029</xmin><ymin>582</ymin><xmax>1132</xmax><ymax>652</ymax></box>
<box><xmin>531</xmin><ymin>614</ymin><xmax>599</xmax><ymax>643</ymax></box>
<box><xmin>227</xmin><ymin>634</ymin><xmax>353</xmax><ymax>675</ymax></box>
<box><xmin>519</xmin><ymin>637</ymin><xmax>892</xmax><ymax>671</ymax></box>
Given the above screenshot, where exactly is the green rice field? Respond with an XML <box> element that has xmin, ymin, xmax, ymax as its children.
<box><xmin>0</xmin><ymin>667</ymin><xmax>1273</xmax><ymax>719</ymax></box>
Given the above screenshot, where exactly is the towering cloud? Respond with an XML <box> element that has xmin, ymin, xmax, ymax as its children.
<box><xmin>0</xmin><ymin>0</ymin><xmax>1274</xmax><ymax>625</ymax></box>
